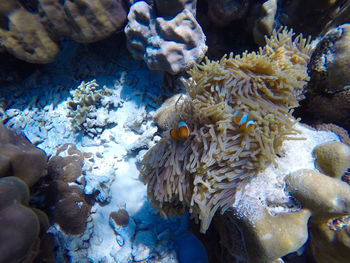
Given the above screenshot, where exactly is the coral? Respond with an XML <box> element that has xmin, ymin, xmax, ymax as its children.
<box><xmin>285</xmin><ymin>169</ymin><xmax>350</xmax><ymax>263</ymax></box>
<box><xmin>124</xmin><ymin>0</ymin><xmax>207</xmax><ymax>74</ymax></box>
<box><xmin>285</xmin><ymin>169</ymin><xmax>350</xmax><ymax>217</ymax></box>
<box><xmin>39</xmin><ymin>0</ymin><xmax>127</xmax><ymax>43</ymax></box>
<box><xmin>208</xmin><ymin>0</ymin><xmax>249</xmax><ymax>27</ymax></box>
<box><xmin>46</xmin><ymin>143</ymin><xmax>92</xmax><ymax>235</ymax></box>
<box><xmin>67</xmin><ymin>79</ymin><xmax>122</xmax><ymax>137</ymax></box>
<box><xmin>308</xmin><ymin>23</ymin><xmax>350</xmax><ymax>94</ymax></box>
<box><xmin>234</xmin><ymin>207</ymin><xmax>311</xmax><ymax>263</ymax></box>
<box><xmin>0</xmin><ymin>177</ymin><xmax>41</xmax><ymax>263</ymax></box>
<box><xmin>0</xmin><ymin>0</ymin><xmax>127</xmax><ymax>63</ymax></box>
<box><xmin>141</xmin><ymin>28</ymin><xmax>312</xmax><ymax>233</ymax></box>
<box><xmin>304</xmin><ymin>23</ymin><xmax>350</xmax><ymax>130</ymax></box>
<box><xmin>0</xmin><ymin>0</ymin><xmax>59</xmax><ymax>63</ymax></box>
<box><xmin>48</xmin><ymin>143</ymin><xmax>91</xmax><ymax>184</ymax></box>
<box><xmin>310</xmin><ymin>215</ymin><xmax>350</xmax><ymax>263</ymax></box>
<box><xmin>110</xmin><ymin>209</ymin><xmax>130</xmax><ymax>227</ymax></box>
<box><xmin>52</xmin><ymin>181</ymin><xmax>91</xmax><ymax>235</ymax></box>
<box><xmin>0</xmin><ymin>123</ymin><xmax>47</xmax><ymax>187</ymax></box>
<box><xmin>279</xmin><ymin>0</ymin><xmax>347</xmax><ymax>36</ymax></box>
<box><xmin>315</xmin><ymin>123</ymin><xmax>350</xmax><ymax>146</ymax></box>
<box><xmin>252</xmin><ymin>0</ymin><xmax>277</xmax><ymax>45</ymax></box>
<box><xmin>312</xmin><ymin>141</ymin><xmax>350</xmax><ymax>180</ymax></box>
<box><xmin>321</xmin><ymin>1</ymin><xmax>350</xmax><ymax>34</ymax></box>
<box><xmin>188</xmin><ymin>124</ymin><xmax>340</xmax><ymax>262</ymax></box>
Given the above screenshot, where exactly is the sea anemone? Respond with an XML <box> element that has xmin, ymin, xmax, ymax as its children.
<box><xmin>141</xmin><ymin>28</ymin><xmax>312</xmax><ymax>233</ymax></box>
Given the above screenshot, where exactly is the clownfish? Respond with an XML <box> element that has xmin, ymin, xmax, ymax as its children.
<box><xmin>170</xmin><ymin>121</ymin><xmax>192</xmax><ymax>140</ymax></box>
<box><xmin>233</xmin><ymin>111</ymin><xmax>256</xmax><ymax>132</ymax></box>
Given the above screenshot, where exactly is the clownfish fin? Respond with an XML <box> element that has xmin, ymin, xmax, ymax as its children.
<box><xmin>170</xmin><ymin>128</ymin><xmax>180</xmax><ymax>139</ymax></box>
<box><xmin>233</xmin><ymin>111</ymin><xmax>241</xmax><ymax>124</ymax></box>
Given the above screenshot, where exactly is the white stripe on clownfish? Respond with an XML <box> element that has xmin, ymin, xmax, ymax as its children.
<box><xmin>233</xmin><ymin>111</ymin><xmax>256</xmax><ymax>132</ymax></box>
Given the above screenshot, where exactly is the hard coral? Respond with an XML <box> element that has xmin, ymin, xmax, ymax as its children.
<box><xmin>67</xmin><ymin>79</ymin><xmax>122</xmax><ymax>137</ymax></box>
<box><xmin>0</xmin><ymin>177</ymin><xmax>40</xmax><ymax>263</ymax></box>
<box><xmin>0</xmin><ymin>0</ymin><xmax>127</xmax><ymax>63</ymax></box>
<box><xmin>46</xmin><ymin>143</ymin><xmax>92</xmax><ymax>235</ymax></box>
<box><xmin>285</xmin><ymin>169</ymin><xmax>350</xmax><ymax>263</ymax></box>
<box><xmin>141</xmin><ymin>28</ymin><xmax>312</xmax><ymax>233</ymax></box>
<box><xmin>304</xmin><ymin>23</ymin><xmax>350</xmax><ymax>131</ymax></box>
<box><xmin>125</xmin><ymin>0</ymin><xmax>207</xmax><ymax>74</ymax></box>
<box><xmin>0</xmin><ymin>123</ymin><xmax>47</xmax><ymax>187</ymax></box>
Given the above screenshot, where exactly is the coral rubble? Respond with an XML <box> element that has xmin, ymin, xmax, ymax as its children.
<box><xmin>141</xmin><ymin>28</ymin><xmax>312</xmax><ymax>233</ymax></box>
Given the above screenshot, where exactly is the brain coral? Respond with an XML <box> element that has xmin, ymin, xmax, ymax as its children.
<box><xmin>141</xmin><ymin>28</ymin><xmax>312</xmax><ymax>233</ymax></box>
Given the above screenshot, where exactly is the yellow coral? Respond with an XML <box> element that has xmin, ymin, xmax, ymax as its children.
<box><xmin>141</xmin><ymin>28</ymin><xmax>312</xmax><ymax>233</ymax></box>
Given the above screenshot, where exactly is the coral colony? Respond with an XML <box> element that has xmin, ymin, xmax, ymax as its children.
<box><xmin>0</xmin><ymin>1</ymin><xmax>350</xmax><ymax>263</ymax></box>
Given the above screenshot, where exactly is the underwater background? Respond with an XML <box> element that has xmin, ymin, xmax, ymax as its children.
<box><xmin>0</xmin><ymin>0</ymin><xmax>349</xmax><ymax>263</ymax></box>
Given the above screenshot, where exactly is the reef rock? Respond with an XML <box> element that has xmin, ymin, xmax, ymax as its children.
<box><xmin>208</xmin><ymin>0</ymin><xmax>249</xmax><ymax>27</ymax></box>
<box><xmin>305</xmin><ymin>23</ymin><xmax>350</xmax><ymax>130</ymax></box>
<box><xmin>125</xmin><ymin>0</ymin><xmax>207</xmax><ymax>74</ymax></box>
<box><xmin>279</xmin><ymin>0</ymin><xmax>347</xmax><ymax>36</ymax></box>
<box><xmin>308</xmin><ymin>23</ymin><xmax>350</xmax><ymax>94</ymax></box>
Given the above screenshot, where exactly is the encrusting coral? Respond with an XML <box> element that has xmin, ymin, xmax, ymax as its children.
<box><xmin>141</xmin><ymin>28</ymin><xmax>312</xmax><ymax>233</ymax></box>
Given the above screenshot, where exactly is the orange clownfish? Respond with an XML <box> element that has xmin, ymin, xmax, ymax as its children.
<box><xmin>233</xmin><ymin>111</ymin><xmax>256</xmax><ymax>132</ymax></box>
<box><xmin>170</xmin><ymin>121</ymin><xmax>192</xmax><ymax>140</ymax></box>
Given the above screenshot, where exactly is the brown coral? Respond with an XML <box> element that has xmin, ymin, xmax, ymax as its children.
<box><xmin>0</xmin><ymin>177</ymin><xmax>40</xmax><ymax>263</ymax></box>
<box><xmin>45</xmin><ymin>143</ymin><xmax>92</xmax><ymax>235</ymax></box>
<box><xmin>109</xmin><ymin>209</ymin><xmax>130</xmax><ymax>227</ymax></box>
<box><xmin>0</xmin><ymin>0</ymin><xmax>127</xmax><ymax>63</ymax></box>
<box><xmin>0</xmin><ymin>123</ymin><xmax>47</xmax><ymax>187</ymax></box>
<box><xmin>141</xmin><ymin>28</ymin><xmax>312</xmax><ymax>233</ymax></box>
